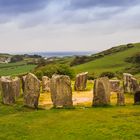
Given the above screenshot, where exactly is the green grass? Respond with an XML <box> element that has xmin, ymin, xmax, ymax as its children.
<box><xmin>0</xmin><ymin>62</ymin><xmax>36</xmax><ymax>76</ymax></box>
<box><xmin>73</xmin><ymin>43</ymin><xmax>140</xmax><ymax>77</ymax></box>
<box><xmin>0</xmin><ymin>94</ymin><xmax>140</xmax><ymax>140</ymax></box>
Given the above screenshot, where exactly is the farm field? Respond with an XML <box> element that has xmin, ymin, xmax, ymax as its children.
<box><xmin>0</xmin><ymin>61</ymin><xmax>36</xmax><ymax>76</ymax></box>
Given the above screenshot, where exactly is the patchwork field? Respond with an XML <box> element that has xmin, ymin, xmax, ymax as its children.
<box><xmin>0</xmin><ymin>62</ymin><xmax>36</xmax><ymax>76</ymax></box>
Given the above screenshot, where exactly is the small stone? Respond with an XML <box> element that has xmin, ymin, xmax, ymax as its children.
<box><xmin>109</xmin><ymin>80</ymin><xmax>120</xmax><ymax>92</ymax></box>
<box><xmin>42</xmin><ymin>76</ymin><xmax>50</xmax><ymax>92</ymax></box>
<box><xmin>117</xmin><ymin>87</ymin><xmax>125</xmax><ymax>106</ymax></box>
<box><xmin>74</xmin><ymin>72</ymin><xmax>88</xmax><ymax>91</ymax></box>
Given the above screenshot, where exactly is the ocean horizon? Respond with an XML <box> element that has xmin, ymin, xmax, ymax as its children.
<box><xmin>14</xmin><ymin>51</ymin><xmax>96</xmax><ymax>58</ymax></box>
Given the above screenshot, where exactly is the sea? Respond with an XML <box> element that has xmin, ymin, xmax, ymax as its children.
<box><xmin>28</xmin><ymin>51</ymin><xmax>95</xmax><ymax>58</ymax></box>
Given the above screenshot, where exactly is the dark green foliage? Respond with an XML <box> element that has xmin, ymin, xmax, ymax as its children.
<box><xmin>10</xmin><ymin>55</ymin><xmax>23</xmax><ymax>63</ymax></box>
<box><xmin>23</xmin><ymin>54</ymin><xmax>42</xmax><ymax>58</ymax></box>
<box><xmin>35</xmin><ymin>70</ymin><xmax>43</xmax><ymax>80</ymax></box>
<box><xmin>70</xmin><ymin>56</ymin><xmax>93</xmax><ymax>66</ymax></box>
<box><xmin>35</xmin><ymin>64</ymin><xmax>75</xmax><ymax>79</ymax></box>
<box><xmin>87</xmin><ymin>73</ymin><xmax>96</xmax><ymax>80</ymax></box>
<box><xmin>125</xmin><ymin>52</ymin><xmax>140</xmax><ymax>64</ymax></box>
<box><xmin>100</xmin><ymin>72</ymin><xmax>115</xmax><ymax>79</ymax></box>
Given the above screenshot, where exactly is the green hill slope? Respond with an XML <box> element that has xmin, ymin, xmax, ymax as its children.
<box><xmin>73</xmin><ymin>43</ymin><xmax>140</xmax><ymax>77</ymax></box>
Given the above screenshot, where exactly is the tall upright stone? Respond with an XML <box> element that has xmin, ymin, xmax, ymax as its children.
<box><xmin>123</xmin><ymin>73</ymin><xmax>139</xmax><ymax>93</ymax></box>
<box><xmin>109</xmin><ymin>80</ymin><xmax>120</xmax><ymax>92</ymax></box>
<box><xmin>42</xmin><ymin>76</ymin><xmax>50</xmax><ymax>92</ymax></box>
<box><xmin>21</xmin><ymin>75</ymin><xmax>26</xmax><ymax>93</ymax></box>
<box><xmin>74</xmin><ymin>72</ymin><xmax>88</xmax><ymax>91</ymax></box>
<box><xmin>0</xmin><ymin>76</ymin><xmax>20</xmax><ymax>105</ymax></box>
<box><xmin>117</xmin><ymin>87</ymin><xmax>125</xmax><ymax>106</ymax></box>
<box><xmin>92</xmin><ymin>77</ymin><xmax>111</xmax><ymax>106</ymax></box>
<box><xmin>50</xmin><ymin>75</ymin><xmax>73</xmax><ymax>108</ymax></box>
<box><xmin>23</xmin><ymin>73</ymin><xmax>40</xmax><ymax>108</ymax></box>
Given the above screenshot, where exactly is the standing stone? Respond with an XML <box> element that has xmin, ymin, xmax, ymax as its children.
<box><xmin>50</xmin><ymin>75</ymin><xmax>73</xmax><ymax>108</ymax></box>
<box><xmin>117</xmin><ymin>87</ymin><xmax>125</xmax><ymax>106</ymax></box>
<box><xmin>93</xmin><ymin>77</ymin><xmax>111</xmax><ymax>106</ymax></box>
<box><xmin>22</xmin><ymin>75</ymin><xmax>26</xmax><ymax>93</ymax></box>
<box><xmin>42</xmin><ymin>76</ymin><xmax>50</xmax><ymax>92</ymax></box>
<box><xmin>0</xmin><ymin>76</ymin><xmax>20</xmax><ymax>105</ymax></box>
<box><xmin>109</xmin><ymin>80</ymin><xmax>120</xmax><ymax>92</ymax></box>
<box><xmin>134</xmin><ymin>88</ymin><xmax>140</xmax><ymax>105</ymax></box>
<box><xmin>123</xmin><ymin>73</ymin><xmax>139</xmax><ymax>93</ymax></box>
<box><xmin>74</xmin><ymin>72</ymin><xmax>88</xmax><ymax>91</ymax></box>
<box><xmin>24</xmin><ymin>73</ymin><xmax>40</xmax><ymax>108</ymax></box>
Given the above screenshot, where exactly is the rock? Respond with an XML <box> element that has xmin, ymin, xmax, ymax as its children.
<box><xmin>0</xmin><ymin>76</ymin><xmax>20</xmax><ymax>105</ymax></box>
<box><xmin>109</xmin><ymin>80</ymin><xmax>120</xmax><ymax>92</ymax></box>
<box><xmin>21</xmin><ymin>75</ymin><xmax>26</xmax><ymax>93</ymax></box>
<box><xmin>123</xmin><ymin>73</ymin><xmax>139</xmax><ymax>93</ymax></box>
<box><xmin>42</xmin><ymin>76</ymin><xmax>50</xmax><ymax>92</ymax></box>
<box><xmin>93</xmin><ymin>77</ymin><xmax>111</xmax><ymax>106</ymax></box>
<box><xmin>134</xmin><ymin>89</ymin><xmax>140</xmax><ymax>105</ymax></box>
<box><xmin>117</xmin><ymin>87</ymin><xmax>125</xmax><ymax>106</ymax></box>
<box><xmin>23</xmin><ymin>73</ymin><xmax>40</xmax><ymax>108</ymax></box>
<box><xmin>50</xmin><ymin>75</ymin><xmax>73</xmax><ymax>108</ymax></box>
<box><xmin>74</xmin><ymin>72</ymin><xmax>88</xmax><ymax>91</ymax></box>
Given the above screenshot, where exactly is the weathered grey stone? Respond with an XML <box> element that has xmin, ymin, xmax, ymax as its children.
<box><xmin>134</xmin><ymin>87</ymin><xmax>140</xmax><ymax>104</ymax></box>
<box><xmin>21</xmin><ymin>75</ymin><xmax>26</xmax><ymax>93</ymax></box>
<box><xmin>50</xmin><ymin>75</ymin><xmax>73</xmax><ymax>108</ymax></box>
<box><xmin>23</xmin><ymin>73</ymin><xmax>40</xmax><ymax>108</ymax></box>
<box><xmin>74</xmin><ymin>72</ymin><xmax>88</xmax><ymax>91</ymax></box>
<box><xmin>109</xmin><ymin>80</ymin><xmax>120</xmax><ymax>92</ymax></box>
<box><xmin>117</xmin><ymin>87</ymin><xmax>125</xmax><ymax>106</ymax></box>
<box><xmin>42</xmin><ymin>76</ymin><xmax>50</xmax><ymax>92</ymax></box>
<box><xmin>123</xmin><ymin>73</ymin><xmax>139</xmax><ymax>93</ymax></box>
<box><xmin>0</xmin><ymin>76</ymin><xmax>20</xmax><ymax>105</ymax></box>
<box><xmin>93</xmin><ymin>77</ymin><xmax>111</xmax><ymax>106</ymax></box>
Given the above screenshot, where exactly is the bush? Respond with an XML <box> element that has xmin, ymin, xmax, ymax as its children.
<box><xmin>35</xmin><ymin>70</ymin><xmax>43</xmax><ymax>80</ymax></box>
<box><xmin>10</xmin><ymin>55</ymin><xmax>23</xmax><ymax>63</ymax></box>
<box><xmin>125</xmin><ymin>53</ymin><xmax>140</xmax><ymax>64</ymax></box>
<box><xmin>100</xmin><ymin>72</ymin><xmax>115</xmax><ymax>79</ymax></box>
<box><xmin>35</xmin><ymin>64</ymin><xmax>75</xmax><ymax>79</ymax></box>
<box><xmin>88</xmin><ymin>73</ymin><xmax>96</xmax><ymax>80</ymax></box>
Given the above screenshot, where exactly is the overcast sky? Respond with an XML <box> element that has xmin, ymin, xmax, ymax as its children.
<box><xmin>0</xmin><ymin>0</ymin><xmax>140</xmax><ymax>53</ymax></box>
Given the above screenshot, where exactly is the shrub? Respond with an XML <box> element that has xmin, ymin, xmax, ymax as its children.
<box><xmin>100</xmin><ymin>72</ymin><xmax>115</xmax><ymax>79</ymax></box>
<box><xmin>35</xmin><ymin>70</ymin><xmax>43</xmax><ymax>80</ymax></box>
<box><xmin>10</xmin><ymin>55</ymin><xmax>23</xmax><ymax>63</ymax></box>
<box><xmin>88</xmin><ymin>73</ymin><xmax>96</xmax><ymax>80</ymax></box>
<box><xmin>35</xmin><ymin>64</ymin><xmax>75</xmax><ymax>79</ymax></box>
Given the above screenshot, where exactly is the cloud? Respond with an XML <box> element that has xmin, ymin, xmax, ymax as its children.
<box><xmin>69</xmin><ymin>0</ymin><xmax>139</xmax><ymax>9</ymax></box>
<box><xmin>0</xmin><ymin>0</ymin><xmax>49</xmax><ymax>15</ymax></box>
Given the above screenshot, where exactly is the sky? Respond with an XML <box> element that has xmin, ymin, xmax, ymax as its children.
<box><xmin>0</xmin><ymin>0</ymin><xmax>140</xmax><ymax>53</ymax></box>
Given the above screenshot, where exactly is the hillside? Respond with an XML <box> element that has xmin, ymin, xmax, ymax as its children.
<box><xmin>73</xmin><ymin>43</ymin><xmax>140</xmax><ymax>78</ymax></box>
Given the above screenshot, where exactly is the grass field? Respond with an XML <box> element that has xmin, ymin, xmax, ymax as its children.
<box><xmin>0</xmin><ymin>61</ymin><xmax>36</xmax><ymax>76</ymax></box>
<box><xmin>0</xmin><ymin>92</ymin><xmax>140</xmax><ymax>140</ymax></box>
<box><xmin>73</xmin><ymin>43</ymin><xmax>140</xmax><ymax>77</ymax></box>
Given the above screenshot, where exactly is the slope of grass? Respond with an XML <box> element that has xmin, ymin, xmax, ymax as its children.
<box><xmin>73</xmin><ymin>43</ymin><xmax>140</xmax><ymax>77</ymax></box>
<box><xmin>0</xmin><ymin>93</ymin><xmax>140</xmax><ymax>140</ymax></box>
<box><xmin>0</xmin><ymin>62</ymin><xmax>36</xmax><ymax>76</ymax></box>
